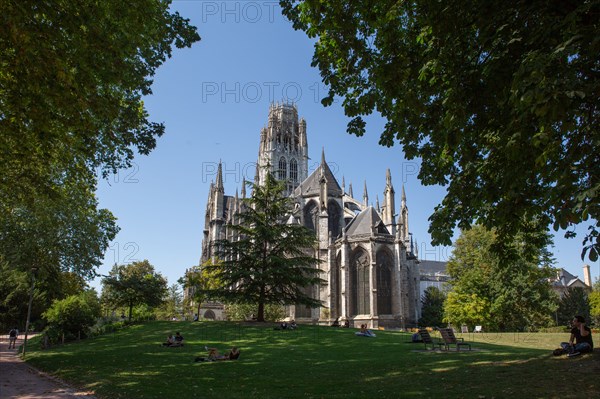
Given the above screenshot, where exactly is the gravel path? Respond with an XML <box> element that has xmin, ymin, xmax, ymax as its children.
<box><xmin>0</xmin><ymin>336</ymin><xmax>97</xmax><ymax>399</ymax></box>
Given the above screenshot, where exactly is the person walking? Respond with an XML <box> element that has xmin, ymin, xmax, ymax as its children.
<box><xmin>8</xmin><ymin>327</ymin><xmax>19</xmax><ymax>349</ymax></box>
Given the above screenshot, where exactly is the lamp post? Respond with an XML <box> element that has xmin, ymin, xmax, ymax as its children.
<box><xmin>22</xmin><ymin>266</ymin><xmax>38</xmax><ymax>359</ymax></box>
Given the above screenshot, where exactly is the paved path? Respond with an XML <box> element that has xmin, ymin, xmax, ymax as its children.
<box><xmin>0</xmin><ymin>336</ymin><xmax>97</xmax><ymax>399</ymax></box>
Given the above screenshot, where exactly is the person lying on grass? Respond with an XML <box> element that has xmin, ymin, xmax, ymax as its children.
<box><xmin>195</xmin><ymin>346</ymin><xmax>240</xmax><ymax>362</ymax></box>
<box><xmin>355</xmin><ymin>324</ymin><xmax>376</xmax><ymax>337</ymax></box>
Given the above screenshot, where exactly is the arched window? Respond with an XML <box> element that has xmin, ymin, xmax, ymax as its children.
<box><xmin>333</xmin><ymin>253</ymin><xmax>342</xmax><ymax>318</ymax></box>
<box><xmin>351</xmin><ymin>248</ymin><xmax>370</xmax><ymax>316</ymax></box>
<box><xmin>289</xmin><ymin>158</ymin><xmax>298</xmax><ymax>182</ymax></box>
<box><xmin>203</xmin><ymin>310</ymin><xmax>216</xmax><ymax>319</ymax></box>
<box><xmin>327</xmin><ymin>200</ymin><xmax>342</xmax><ymax>239</ymax></box>
<box><xmin>278</xmin><ymin>157</ymin><xmax>287</xmax><ymax>180</ymax></box>
<box><xmin>303</xmin><ymin>200</ymin><xmax>318</xmax><ymax>232</ymax></box>
<box><xmin>376</xmin><ymin>250</ymin><xmax>393</xmax><ymax>315</ymax></box>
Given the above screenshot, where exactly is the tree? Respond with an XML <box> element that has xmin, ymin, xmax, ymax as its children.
<box><xmin>589</xmin><ymin>279</ymin><xmax>600</xmax><ymax>326</ymax></box>
<box><xmin>101</xmin><ymin>260</ymin><xmax>168</xmax><ymax>321</ymax></box>
<box><xmin>0</xmin><ymin>169</ymin><xmax>119</xmax><ymax>280</ymax></box>
<box><xmin>156</xmin><ymin>283</ymin><xmax>183</xmax><ymax>320</ymax></box>
<box><xmin>1</xmin><ymin>1</ymin><xmax>200</xmax><ymax>208</ymax></box>
<box><xmin>42</xmin><ymin>290</ymin><xmax>101</xmax><ymax>342</ymax></box>
<box><xmin>443</xmin><ymin>291</ymin><xmax>492</xmax><ymax>329</ymax></box>
<box><xmin>443</xmin><ymin>225</ymin><xmax>557</xmax><ymax>331</ymax></box>
<box><xmin>280</xmin><ymin>1</ymin><xmax>600</xmax><ymax>261</ymax></box>
<box><xmin>179</xmin><ymin>261</ymin><xmax>223</xmax><ymax>318</ymax></box>
<box><xmin>556</xmin><ymin>287</ymin><xmax>591</xmax><ymax>327</ymax></box>
<box><xmin>204</xmin><ymin>173</ymin><xmax>324</xmax><ymax>322</ymax></box>
<box><xmin>419</xmin><ymin>286</ymin><xmax>446</xmax><ymax>327</ymax></box>
<box><xmin>0</xmin><ymin>2</ymin><xmax>199</xmax><ymax>319</ymax></box>
<box><xmin>0</xmin><ymin>260</ymin><xmax>90</xmax><ymax>330</ymax></box>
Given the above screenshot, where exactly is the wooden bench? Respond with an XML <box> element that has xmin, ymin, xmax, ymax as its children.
<box><xmin>417</xmin><ymin>328</ymin><xmax>439</xmax><ymax>350</ymax></box>
<box><xmin>439</xmin><ymin>328</ymin><xmax>471</xmax><ymax>351</ymax></box>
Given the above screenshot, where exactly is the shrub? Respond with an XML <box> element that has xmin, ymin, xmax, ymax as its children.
<box><xmin>225</xmin><ymin>303</ymin><xmax>285</xmax><ymax>321</ymax></box>
<box><xmin>43</xmin><ymin>291</ymin><xmax>101</xmax><ymax>343</ymax></box>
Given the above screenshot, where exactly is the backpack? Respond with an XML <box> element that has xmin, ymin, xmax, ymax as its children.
<box><xmin>9</xmin><ymin>329</ymin><xmax>17</xmax><ymax>338</ymax></box>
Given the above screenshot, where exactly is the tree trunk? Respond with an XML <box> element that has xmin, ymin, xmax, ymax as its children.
<box><xmin>257</xmin><ymin>301</ymin><xmax>265</xmax><ymax>322</ymax></box>
<box><xmin>128</xmin><ymin>302</ymin><xmax>133</xmax><ymax>321</ymax></box>
<box><xmin>257</xmin><ymin>285</ymin><xmax>266</xmax><ymax>322</ymax></box>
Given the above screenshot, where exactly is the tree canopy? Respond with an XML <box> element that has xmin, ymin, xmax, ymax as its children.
<box><xmin>280</xmin><ymin>0</ymin><xmax>600</xmax><ymax>260</ymax></box>
<box><xmin>179</xmin><ymin>261</ymin><xmax>223</xmax><ymax>317</ymax></box>
<box><xmin>204</xmin><ymin>173</ymin><xmax>324</xmax><ymax>322</ymax></box>
<box><xmin>101</xmin><ymin>260</ymin><xmax>168</xmax><ymax>321</ymax></box>
<box><xmin>443</xmin><ymin>224</ymin><xmax>557</xmax><ymax>330</ymax></box>
<box><xmin>1</xmin><ymin>0</ymin><xmax>200</xmax><ymax>206</ymax></box>
<box><xmin>418</xmin><ymin>286</ymin><xmax>446</xmax><ymax>327</ymax></box>
<box><xmin>556</xmin><ymin>287</ymin><xmax>591</xmax><ymax>327</ymax></box>
<box><xmin>590</xmin><ymin>279</ymin><xmax>600</xmax><ymax>326</ymax></box>
<box><xmin>0</xmin><ymin>1</ymin><xmax>199</xmax><ymax>309</ymax></box>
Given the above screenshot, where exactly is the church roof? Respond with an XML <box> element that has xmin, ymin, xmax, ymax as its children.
<box><xmin>344</xmin><ymin>206</ymin><xmax>390</xmax><ymax>236</ymax></box>
<box><xmin>419</xmin><ymin>260</ymin><xmax>449</xmax><ymax>276</ymax></box>
<box><xmin>293</xmin><ymin>159</ymin><xmax>342</xmax><ymax>197</ymax></box>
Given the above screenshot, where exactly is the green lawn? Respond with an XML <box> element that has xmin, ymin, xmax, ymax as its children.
<box><xmin>24</xmin><ymin>322</ymin><xmax>599</xmax><ymax>398</ymax></box>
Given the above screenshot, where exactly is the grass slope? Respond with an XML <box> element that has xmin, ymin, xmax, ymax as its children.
<box><xmin>25</xmin><ymin>322</ymin><xmax>599</xmax><ymax>399</ymax></box>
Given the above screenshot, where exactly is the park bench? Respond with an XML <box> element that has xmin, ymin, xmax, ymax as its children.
<box><xmin>439</xmin><ymin>328</ymin><xmax>471</xmax><ymax>351</ymax></box>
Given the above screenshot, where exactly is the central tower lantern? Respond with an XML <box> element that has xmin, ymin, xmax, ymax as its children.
<box><xmin>256</xmin><ymin>102</ymin><xmax>309</xmax><ymax>196</ymax></box>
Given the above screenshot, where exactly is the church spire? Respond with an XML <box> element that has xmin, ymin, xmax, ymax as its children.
<box><xmin>348</xmin><ymin>182</ymin><xmax>354</xmax><ymax>198</ymax></box>
<box><xmin>383</xmin><ymin>168</ymin><xmax>396</xmax><ymax>234</ymax></box>
<box><xmin>241</xmin><ymin>177</ymin><xmax>247</xmax><ymax>199</ymax></box>
<box><xmin>400</xmin><ymin>184</ymin><xmax>409</xmax><ymax>241</ymax></box>
<box><xmin>363</xmin><ymin>181</ymin><xmax>369</xmax><ymax>207</ymax></box>
<box><xmin>401</xmin><ymin>184</ymin><xmax>406</xmax><ymax>205</ymax></box>
<box><xmin>319</xmin><ymin>148</ymin><xmax>328</xmax><ymax>210</ymax></box>
<box><xmin>215</xmin><ymin>161</ymin><xmax>224</xmax><ymax>193</ymax></box>
<box><xmin>342</xmin><ymin>176</ymin><xmax>346</xmax><ymax>194</ymax></box>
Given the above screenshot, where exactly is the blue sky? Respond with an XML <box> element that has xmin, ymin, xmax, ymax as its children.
<box><xmin>91</xmin><ymin>1</ymin><xmax>598</xmax><ymax>290</ymax></box>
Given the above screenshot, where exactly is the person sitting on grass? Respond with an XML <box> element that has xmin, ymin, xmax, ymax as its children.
<box><xmin>171</xmin><ymin>332</ymin><xmax>184</xmax><ymax>347</ymax></box>
<box><xmin>162</xmin><ymin>334</ymin><xmax>175</xmax><ymax>347</ymax></box>
<box><xmin>195</xmin><ymin>346</ymin><xmax>240</xmax><ymax>362</ymax></box>
<box><xmin>558</xmin><ymin>315</ymin><xmax>593</xmax><ymax>357</ymax></box>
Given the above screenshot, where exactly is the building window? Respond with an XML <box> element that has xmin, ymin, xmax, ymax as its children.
<box><xmin>376</xmin><ymin>250</ymin><xmax>393</xmax><ymax>315</ymax></box>
<box><xmin>351</xmin><ymin>248</ymin><xmax>370</xmax><ymax>316</ymax></box>
<box><xmin>290</xmin><ymin>158</ymin><xmax>298</xmax><ymax>182</ymax></box>
<box><xmin>303</xmin><ymin>200</ymin><xmax>318</xmax><ymax>232</ymax></box>
<box><xmin>327</xmin><ymin>200</ymin><xmax>342</xmax><ymax>239</ymax></box>
<box><xmin>278</xmin><ymin>157</ymin><xmax>287</xmax><ymax>180</ymax></box>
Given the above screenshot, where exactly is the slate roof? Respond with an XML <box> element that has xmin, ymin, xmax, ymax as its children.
<box><xmin>551</xmin><ymin>268</ymin><xmax>584</xmax><ymax>288</ymax></box>
<box><xmin>345</xmin><ymin>206</ymin><xmax>390</xmax><ymax>236</ymax></box>
<box><xmin>294</xmin><ymin>161</ymin><xmax>342</xmax><ymax>197</ymax></box>
<box><xmin>419</xmin><ymin>260</ymin><xmax>449</xmax><ymax>277</ymax></box>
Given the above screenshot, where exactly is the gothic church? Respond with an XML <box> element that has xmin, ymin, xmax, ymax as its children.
<box><xmin>200</xmin><ymin>103</ymin><xmax>421</xmax><ymax>328</ymax></box>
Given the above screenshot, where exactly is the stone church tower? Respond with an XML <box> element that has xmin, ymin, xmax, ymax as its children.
<box><xmin>199</xmin><ymin>103</ymin><xmax>421</xmax><ymax>328</ymax></box>
<box><xmin>256</xmin><ymin>102</ymin><xmax>309</xmax><ymax>196</ymax></box>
